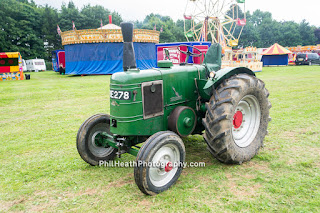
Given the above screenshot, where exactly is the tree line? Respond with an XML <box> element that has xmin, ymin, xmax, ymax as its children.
<box><xmin>1</xmin><ymin>0</ymin><xmax>319</xmax><ymax>61</ymax></box>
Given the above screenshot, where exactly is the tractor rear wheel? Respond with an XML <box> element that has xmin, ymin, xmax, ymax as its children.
<box><xmin>202</xmin><ymin>74</ymin><xmax>271</xmax><ymax>164</ymax></box>
<box><xmin>77</xmin><ymin>114</ymin><xmax>117</xmax><ymax>166</ymax></box>
<box><xmin>134</xmin><ymin>131</ymin><xmax>185</xmax><ymax>195</ymax></box>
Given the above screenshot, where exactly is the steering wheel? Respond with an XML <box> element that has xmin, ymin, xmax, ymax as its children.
<box><xmin>177</xmin><ymin>44</ymin><xmax>203</xmax><ymax>58</ymax></box>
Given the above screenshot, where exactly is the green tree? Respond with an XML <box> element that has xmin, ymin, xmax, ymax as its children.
<box><xmin>314</xmin><ymin>28</ymin><xmax>320</xmax><ymax>44</ymax></box>
<box><xmin>278</xmin><ymin>21</ymin><xmax>301</xmax><ymax>47</ymax></box>
<box><xmin>173</xmin><ymin>20</ymin><xmax>188</xmax><ymax>42</ymax></box>
<box><xmin>58</xmin><ymin>1</ymin><xmax>85</xmax><ymax>31</ymax></box>
<box><xmin>299</xmin><ymin>20</ymin><xmax>317</xmax><ymax>46</ymax></box>
<box><xmin>136</xmin><ymin>13</ymin><xmax>186</xmax><ymax>43</ymax></box>
<box><xmin>80</xmin><ymin>5</ymin><xmax>111</xmax><ymax>29</ymax></box>
<box><xmin>0</xmin><ymin>0</ymin><xmax>45</xmax><ymax>59</ymax></box>
<box><xmin>253</xmin><ymin>10</ymin><xmax>279</xmax><ymax>47</ymax></box>
<box><xmin>40</xmin><ymin>5</ymin><xmax>61</xmax><ymax>61</ymax></box>
<box><xmin>238</xmin><ymin>12</ymin><xmax>260</xmax><ymax>47</ymax></box>
<box><xmin>110</xmin><ymin>11</ymin><xmax>123</xmax><ymax>26</ymax></box>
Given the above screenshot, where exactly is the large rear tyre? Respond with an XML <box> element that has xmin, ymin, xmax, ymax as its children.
<box><xmin>202</xmin><ymin>74</ymin><xmax>271</xmax><ymax>164</ymax></box>
<box><xmin>77</xmin><ymin>114</ymin><xmax>117</xmax><ymax>166</ymax></box>
<box><xmin>134</xmin><ymin>131</ymin><xmax>185</xmax><ymax>195</ymax></box>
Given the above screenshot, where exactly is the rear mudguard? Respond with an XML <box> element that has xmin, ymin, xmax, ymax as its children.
<box><xmin>203</xmin><ymin>67</ymin><xmax>255</xmax><ymax>96</ymax></box>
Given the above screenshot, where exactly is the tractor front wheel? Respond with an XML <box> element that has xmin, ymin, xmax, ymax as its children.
<box><xmin>203</xmin><ymin>74</ymin><xmax>271</xmax><ymax>164</ymax></box>
<box><xmin>134</xmin><ymin>131</ymin><xmax>185</xmax><ymax>195</ymax></box>
<box><xmin>77</xmin><ymin>114</ymin><xmax>117</xmax><ymax>166</ymax></box>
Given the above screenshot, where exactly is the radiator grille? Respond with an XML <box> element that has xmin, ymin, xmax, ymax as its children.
<box><xmin>142</xmin><ymin>80</ymin><xmax>163</xmax><ymax>119</ymax></box>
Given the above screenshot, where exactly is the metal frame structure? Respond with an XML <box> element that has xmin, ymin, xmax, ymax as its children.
<box><xmin>184</xmin><ymin>0</ymin><xmax>246</xmax><ymax>47</ymax></box>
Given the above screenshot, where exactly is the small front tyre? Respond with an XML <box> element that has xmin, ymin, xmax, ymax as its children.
<box><xmin>134</xmin><ymin>131</ymin><xmax>186</xmax><ymax>195</ymax></box>
<box><xmin>77</xmin><ymin>114</ymin><xmax>117</xmax><ymax>166</ymax></box>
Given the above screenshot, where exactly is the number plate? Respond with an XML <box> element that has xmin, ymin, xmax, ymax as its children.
<box><xmin>298</xmin><ymin>58</ymin><xmax>303</xmax><ymax>61</ymax></box>
<box><xmin>110</xmin><ymin>90</ymin><xmax>131</xmax><ymax>100</ymax></box>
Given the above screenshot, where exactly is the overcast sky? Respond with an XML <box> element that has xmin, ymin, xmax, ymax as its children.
<box><xmin>34</xmin><ymin>0</ymin><xmax>319</xmax><ymax>27</ymax></box>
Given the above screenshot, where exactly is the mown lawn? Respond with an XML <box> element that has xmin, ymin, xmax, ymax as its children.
<box><xmin>0</xmin><ymin>66</ymin><xmax>319</xmax><ymax>212</ymax></box>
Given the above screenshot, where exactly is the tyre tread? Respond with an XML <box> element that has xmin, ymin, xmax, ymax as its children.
<box><xmin>203</xmin><ymin>74</ymin><xmax>271</xmax><ymax>164</ymax></box>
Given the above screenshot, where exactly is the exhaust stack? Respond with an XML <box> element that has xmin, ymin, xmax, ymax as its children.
<box><xmin>120</xmin><ymin>22</ymin><xmax>137</xmax><ymax>71</ymax></box>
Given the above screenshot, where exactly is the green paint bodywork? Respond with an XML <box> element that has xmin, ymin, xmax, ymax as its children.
<box><xmin>110</xmin><ymin>65</ymin><xmax>206</xmax><ymax>136</ymax></box>
<box><xmin>108</xmin><ymin>44</ymin><xmax>255</xmax><ymax>152</ymax></box>
<box><xmin>203</xmin><ymin>66</ymin><xmax>255</xmax><ymax>95</ymax></box>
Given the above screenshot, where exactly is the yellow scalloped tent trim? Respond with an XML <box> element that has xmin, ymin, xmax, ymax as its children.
<box><xmin>61</xmin><ymin>29</ymin><xmax>160</xmax><ymax>46</ymax></box>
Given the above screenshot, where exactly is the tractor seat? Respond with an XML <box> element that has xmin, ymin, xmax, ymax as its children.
<box><xmin>203</xmin><ymin>43</ymin><xmax>222</xmax><ymax>72</ymax></box>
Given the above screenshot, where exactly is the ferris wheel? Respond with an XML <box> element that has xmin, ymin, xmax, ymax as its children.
<box><xmin>184</xmin><ymin>0</ymin><xmax>246</xmax><ymax>47</ymax></box>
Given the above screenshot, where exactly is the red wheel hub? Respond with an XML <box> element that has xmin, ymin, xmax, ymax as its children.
<box><xmin>165</xmin><ymin>162</ymin><xmax>173</xmax><ymax>172</ymax></box>
<box><xmin>233</xmin><ymin>111</ymin><xmax>243</xmax><ymax>129</ymax></box>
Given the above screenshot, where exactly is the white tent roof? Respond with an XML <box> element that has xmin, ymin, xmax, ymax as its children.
<box><xmin>98</xmin><ymin>24</ymin><xmax>121</xmax><ymax>30</ymax></box>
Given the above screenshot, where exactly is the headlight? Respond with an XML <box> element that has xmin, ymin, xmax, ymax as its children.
<box><xmin>209</xmin><ymin>71</ymin><xmax>216</xmax><ymax>79</ymax></box>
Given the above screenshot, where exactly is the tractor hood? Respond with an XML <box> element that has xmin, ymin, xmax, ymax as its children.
<box><xmin>110</xmin><ymin>68</ymin><xmax>162</xmax><ymax>85</ymax></box>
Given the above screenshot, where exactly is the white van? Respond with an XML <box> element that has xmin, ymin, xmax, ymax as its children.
<box><xmin>26</xmin><ymin>59</ymin><xmax>46</xmax><ymax>72</ymax></box>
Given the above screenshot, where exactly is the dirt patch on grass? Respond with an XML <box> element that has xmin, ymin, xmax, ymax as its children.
<box><xmin>136</xmin><ymin>199</ymin><xmax>152</xmax><ymax>211</ymax></box>
<box><xmin>103</xmin><ymin>173</ymin><xmax>134</xmax><ymax>189</ymax></box>
<box><xmin>75</xmin><ymin>188</ymin><xmax>97</xmax><ymax>196</ymax></box>
<box><xmin>29</xmin><ymin>200</ymin><xmax>59</xmax><ymax>212</ymax></box>
<box><xmin>24</xmin><ymin>174</ymin><xmax>135</xmax><ymax>212</ymax></box>
<box><xmin>243</xmin><ymin>161</ymin><xmax>272</xmax><ymax>173</ymax></box>
<box><xmin>28</xmin><ymin>189</ymin><xmax>98</xmax><ymax>212</ymax></box>
<box><xmin>0</xmin><ymin>198</ymin><xmax>25</xmax><ymax>212</ymax></box>
<box><xmin>298</xmin><ymin>126</ymin><xmax>319</xmax><ymax>135</ymax></box>
<box><xmin>264</xmin><ymin>146</ymin><xmax>280</xmax><ymax>152</ymax></box>
<box><xmin>225</xmin><ymin>173</ymin><xmax>262</xmax><ymax>200</ymax></box>
<box><xmin>230</xmin><ymin>183</ymin><xmax>262</xmax><ymax>199</ymax></box>
<box><xmin>282</xmin><ymin>131</ymin><xmax>298</xmax><ymax>142</ymax></box>
<box><xmin>282</xmin><ymin>128</ymin><xmax>319</xmax><ymax>144</ymax></box>
<box><xmin>181</xmin><ymin>168</ymin><xmax>196</xmax><ymax>176</ymax></box>
<box><xmin>288</xmin><ymin>146</ymin><xmax>320</xmax><ymax>165</ymax></box>
<box><xmin>115</xmin><ymin>178</ymin><xmax>135</xmax><ymax>188</ymax></box>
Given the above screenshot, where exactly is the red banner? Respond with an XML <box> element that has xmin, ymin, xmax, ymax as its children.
<box><xmin>157</xmin><ymin>45</ymin><xmax>188</xmax><ymax>64</ymax></box>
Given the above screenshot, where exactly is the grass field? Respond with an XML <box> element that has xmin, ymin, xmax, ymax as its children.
<box><xmin>0</xmin><ymin>66</ymin><xmax>319</xmax><ymax>212</ymax></box>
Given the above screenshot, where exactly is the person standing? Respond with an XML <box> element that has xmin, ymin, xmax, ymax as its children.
<box><xmin>59</xmin><ymin>64</ymin><xmax>65</xmax><ymax>75</ymax></box>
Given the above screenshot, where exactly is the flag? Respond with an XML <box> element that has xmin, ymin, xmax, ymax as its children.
<box><xmin>153</xmin><ymin>24</ymin><xmax>156</xmax><ymax>31</ymax></box>
<box><xmin>72</xmin><ymin>21</ymin><xmax>76</xmax><ymax>31</ymax></box>
<box><xmin>160</xmin><ymin>25</ymin><xmax>163</xmax><ymax>33</ymax></box>
<box><xmin>100</xmin><ymin>19</ymin><xmax>103</xmax><ymax>28</ymax></box>
<box><xmin>57</xmin><ymin>25</ymin><xmax>61</xmax><ymax>36</ymax></box>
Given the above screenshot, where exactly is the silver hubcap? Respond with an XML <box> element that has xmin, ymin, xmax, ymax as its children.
<box><xmin>149</xmin><ymin>144</ymin><xmax>180</xmax><ymax>187</ymax></box>
<box><xmin>89</xmin><ymin>131</ymin><xmax>113</xmax><ymax>157</ymax></box>
<box><xmin>232</xmin><ymin>95</ymin><xmax>261</xmax><ymax>148</ymax></box>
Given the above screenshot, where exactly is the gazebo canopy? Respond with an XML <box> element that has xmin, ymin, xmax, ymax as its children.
<box><xmin>261</xmin><ymin>43</ymin><xmax>292</xmax><ymax>55</ymax></box>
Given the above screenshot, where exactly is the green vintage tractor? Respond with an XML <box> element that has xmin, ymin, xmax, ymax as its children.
<box><xmin>77</xmin><ymin>23</ymin><xmax>271</xmax><ymax>195</ymax></box>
